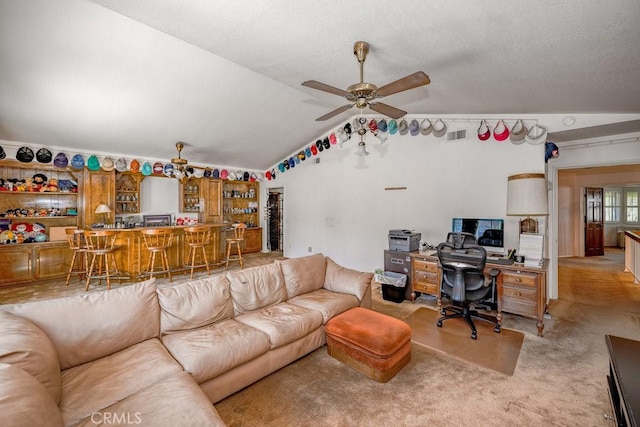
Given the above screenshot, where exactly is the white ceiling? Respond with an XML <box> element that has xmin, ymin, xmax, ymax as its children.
<box><xmin>1</xmin><ymin>0</ymin><xmax>639</xmax><ymax>170</ymax></box>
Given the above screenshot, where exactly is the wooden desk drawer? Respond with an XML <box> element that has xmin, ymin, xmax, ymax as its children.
<box><xmin>413</xmin><ymin>281</ymin><xmax>438</xmax><ymax>295</ymax></box>
<box><xmin>413</xmin><ymin>258</ymin><xmax>437</xmax><ymax>273</ymax></box>
<box><xmin>501</xmin><ymin>270</ymin><xmax>537</xmax><ymax>287</ymax></box>
<box><xmin>501</xmin><ymin>284</ymin><xmax>537</xmax><ymax>318</ymax></box>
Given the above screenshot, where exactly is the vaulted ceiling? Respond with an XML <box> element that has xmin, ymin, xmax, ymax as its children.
<box><xmin>1</xmin><ymin>0</ymin><xmax>639</xmax><ymax>170</ymax></box>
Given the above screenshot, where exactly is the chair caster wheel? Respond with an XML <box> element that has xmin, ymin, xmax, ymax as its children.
<box><xmin>494</xmin><ymin>326</ymin><xmax>501</xmax><ymax>333</ymax></box>
<box><xmin>436</xmin><ymin>320</ymin><xmax>443</xmax><ymax>328</ymax></box>
<box><xmin>471</xmin><ymin>332</ymin><xmax>477</xmax><ymax>340</ymax></box>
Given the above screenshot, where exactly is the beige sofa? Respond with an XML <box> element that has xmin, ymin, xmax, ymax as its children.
<box><xmin>0</xmin><ymin>253</ymin><xmax>372</xmax><ymax>426</ymax></box>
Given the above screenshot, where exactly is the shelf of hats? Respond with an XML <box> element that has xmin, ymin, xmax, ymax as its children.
<box><xmin>0</xmin><ymin>151</ymin><xmax>80</xmax><ymax>244</ymax></box>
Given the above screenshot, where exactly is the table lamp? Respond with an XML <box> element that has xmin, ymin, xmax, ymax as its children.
<box><xmin>506</xmin><ymin>173</ymin><xmax>548</xmax><ymax>234</ymax></box>
<box><xmin>95</xmin><ymin>204</ymin><xmax>112</xmax><ymax>225</ymax></box>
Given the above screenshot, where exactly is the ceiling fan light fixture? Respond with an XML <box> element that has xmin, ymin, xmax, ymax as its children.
<box><xmin>355</xmin><ymin>141</ymin><xmax>369</xmax><ymax>157</ymax></box>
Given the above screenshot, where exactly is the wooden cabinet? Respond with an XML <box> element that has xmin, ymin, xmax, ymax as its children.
<box><xmin>0</xmin><ymin>246</ymin><xmax>32</xmax><ymax>285</ymax></box>
<box><xmin>222</xmin><ymin>181</ymin><xmax>259</xmax><ymax>228</ymax></box>
<box><xmin>497</xmin><ymin>265</ymin><xmax>547</xmax><ymax>336</ymax></box>
<box><xmin>115</xmin><ymin>172</ymin><xmax>141</xmax><ymax>214</ymax></box>
<box><xmin>203</xmin><ymin>179</ymin><xmax>222</xmax><ymax>223</ymax></box>
<box><xmin>179</xmin><ymin>178</ymin><xmax>202</xmax><ymax>214</ymax></box>
<box><xmin>409</xmin><ymin>252</ymin><xmax>548</xmax><ymax>336</ymax></box>
<box><xmin>0</xmin><ymin>242</ymin><xmax>72</xmax><ymax>286</ymax></box>
<box><xmin>410</xmin><ymin>255</ymin><xmax>440</xmax><ymax>299</ymax></box>
<box><xmin>82</xmin><ymin>169</ymin><xmax>115</xmax><ymax>227</ymax></box>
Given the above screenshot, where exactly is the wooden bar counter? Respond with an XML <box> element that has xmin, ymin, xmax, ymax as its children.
<box><xmin>625</xmin><ymin>230</ymin><xmax>640</xmax><ymax>284</ymax></box>
<box><xmin>104</xmin><ymin>224</ymin><xmax>228</xmax><ymax>281</ymax></box>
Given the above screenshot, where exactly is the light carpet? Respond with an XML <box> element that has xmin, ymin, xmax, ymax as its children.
<box><xmin>403</xmin><ymin>307</ymin><xmax>524</xmax><ymax>376</ymax></box>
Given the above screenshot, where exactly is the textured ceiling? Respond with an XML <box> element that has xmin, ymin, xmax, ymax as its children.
<box><xmin>1</xmin><ymin>0</ymin><xmax>639</xmax><ymax>170</ymax></box>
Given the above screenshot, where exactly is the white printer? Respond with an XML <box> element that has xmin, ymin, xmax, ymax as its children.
<box><xmin>388</xmin><ymin>229</ymin><xmax>421</xmax><ymax>252</ymax></box>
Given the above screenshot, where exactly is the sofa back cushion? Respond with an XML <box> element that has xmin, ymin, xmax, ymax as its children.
<box><xmin>157</xmin><ymin>275</ymin><xmax>234</xmax><ymax>334</ymax></box>
<box><xmin>0</xmin><ymin>363</ymin><xmax>63</xmax><ymax>427</ymax></box>
<box><xmin>277</xmin><ymin>253</ymin><xmax>326</xmax><ymax>298</ymax></box>
<box><xmin>227</xmin><ymin>262</ymin><xmax>287</xmax><ymax>315</ymax></box>
<box><xmin>1</xmin><ymin>279</ymin><xmax>159</xmax><ymax>370</ymax></box>
<box><xmin>323</xmin><ymin>257</ymin><xmax>373</xmax><ymax>301</ymax></box>
<box><xmin>0</xmin><ymin>311</ymin><xmax>61</xmax><ymax>404</ymax></box>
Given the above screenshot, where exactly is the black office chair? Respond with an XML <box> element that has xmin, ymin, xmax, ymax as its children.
<box><xmin>446</xmin><ymin>232</ymin><xmax>477</xmax><ymax>249</ymax></box>
<box><xmin>436</xmin><ymin>241</ymin><xmax>501</xmax><ymax>339</ymax></box>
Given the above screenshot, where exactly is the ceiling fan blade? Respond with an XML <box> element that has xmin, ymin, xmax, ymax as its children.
<box><xmin>315</xmin><ymin>104</ymin><xmax>353</xmax><ymax>121</ymax></box>
<box><xmin>368</xmin><ymin>102</ymin><xmax>407</xmax><ymax>119</ymax></box>
<box><xmin>302</xmin><ymin>80</ymin><xmax>349</xmax><ymax>97</ymax></box>
<box><xmin>376</xmin><ymin>71</ymin><xmax>431</xmax><ymax>98</ymax></box>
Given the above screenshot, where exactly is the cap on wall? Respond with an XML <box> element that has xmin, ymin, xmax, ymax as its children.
<box><xmin>493</xmin><ymin>120</ymin><xmax>510</xmax><ymax>141</ymax></box>
<box><xmin>53</xmin><ymin>152</ymin><xmax>68</xmax><ymax>168</ymax></box>
<box><xmin>409</xmin><ymin>119</ymin><xmax>420</xmax><ymax>136</ymax></box>
<box><xmin>525</xmin><ymin>124</ymin><xmax>548</xmax><ymax>145</ymax></box>
<box><xmin>509</xmin><ymin>119</ymin><xmax>528</xmax><ymax>144</ymax></box>
<box><xmin>388</xmin><ymin>119</ymin><xmax>398</xmax><ymax>134</ymax></box>
<box><xmin>141</xmin><ymin>162</ymin><xmax>152</xmax><ymax>176</ymax></box>
<box><xmin>36</xmin><ymin>148</ymin><xmax>53</xmax><ymax>163</ymax></box>
<box><xmin>70</xmin><ymin>154</ymin><xmax>85</xmax><ymax>169</ymax></box>
<box><xmin>130</xmin><ymin>159</ymin><xmax>140</xmax><ymax>173</ymax></box>
<box><xmin>398</xmin><ymin>119</ymin><xmax>408</xmax><ymax>135</ymax></box>
<box><xmin>377</xmin><ymin>119</ymin><xmax>388</xmax><ymax>132</ymax></box>
<box><xmin>101</xmin><ymin>156</ymin><xmax>115</xmax><ymax>171</ymax></box>
<box><xmin>87</xmin><ymin>155</ymin><xmax>100</xmax><ymax>171</ymax></box>
<box><xmin>16</xmin><ymin>147</ymin><xmax>34</xmax><ymax>163</ymax></box>
<box><xmin>115</xmin><ymin>158</ymin><xmax>128</xmax><ymax>171</ymax></box>
<box><xmin>163</xmin><ymin>163</ymin><xmax>174</xmax><ymax>177</ymax></box>
<box><xmin>477</xmin><ymin>120</ymin><xmax>491</xmax><ymax>141</ymax></box>
<box><xmin>420</xmin><ymin>119</ymin><xmax>433</xmax><ymax>136</ymax></box>
<box><xmin>152</xmin><ymin>162</ymin><xmax>163</xmax><ymax>175</ymax></box>
<box><xmin>432</xmin><ymin>119</ymin><xmax>448</xmax><ymax>137</ymax></box>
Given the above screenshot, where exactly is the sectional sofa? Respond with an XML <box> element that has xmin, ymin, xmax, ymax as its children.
<box><xmin>0</xmin><ymin>253</ymin><xmax>373</xmax><ymax>426</ymax></box>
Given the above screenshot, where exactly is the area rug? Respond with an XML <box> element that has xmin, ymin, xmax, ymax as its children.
<box><xmin>403</xmin><ymin>307</ymin><xmax>524</xmax><ymax>376</ymax></box>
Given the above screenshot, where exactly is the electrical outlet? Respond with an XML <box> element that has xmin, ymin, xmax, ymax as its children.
<box><xmin>308</xmin><ymin>246</ymin><xmax>312</xmax><ymax>252</ymax></box>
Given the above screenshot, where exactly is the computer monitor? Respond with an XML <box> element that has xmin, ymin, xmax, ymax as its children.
<box><xmin>451</xmin><ymin>218</ymin><xmax>505</xmax><ymax>254</ymax></box>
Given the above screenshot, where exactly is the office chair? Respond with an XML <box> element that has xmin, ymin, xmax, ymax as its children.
<box><xmin>446</xmin><ymin>232</ymin><xmax>477</xmax><ymax>249</ymax></box>
<box><xmin>436</xmin><ymin>241</ymin><xmax>501</xmax><ymax>339</ymax></box>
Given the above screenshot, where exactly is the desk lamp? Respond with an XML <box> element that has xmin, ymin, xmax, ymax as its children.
<box><xmin>95</xmin><ymin>204</ymin><xmax>112</xmax><ymax>225</ymax></box>
<box><xmin>506</xmin><ymin>173</ymin><xmax>548</xmax><ymax>234</ymax></box>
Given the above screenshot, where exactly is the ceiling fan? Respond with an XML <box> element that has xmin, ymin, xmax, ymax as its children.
<box><xmin>302</xmin><ymin>41</ymin><xmax>430</xmax><ymax>121</ymax></box>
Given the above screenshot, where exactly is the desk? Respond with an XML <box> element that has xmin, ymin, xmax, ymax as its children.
<box><xmin>410</xmin><ymin>252</ymin><xmax>549</xmax><ymax>337</ymax></box>
<box><xmin>606</xmin><ymin>335</ymin><xmax>640</xmax><ymax>426</ymax></box>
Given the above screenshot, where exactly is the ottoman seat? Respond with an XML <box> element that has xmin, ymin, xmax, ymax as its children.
<box><xmin>325</xmin><ymin>307</ymin><xmax>412</xmax><ymax>383</ymax></box>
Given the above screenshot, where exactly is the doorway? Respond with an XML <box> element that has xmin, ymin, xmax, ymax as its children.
<box><xmin>267</xmin><ymin>188</ymin><xmax>284</xmax><ymax>252</ymax></box>
<box><xmin>585</xmin><ymin>187</ymin><xmax>605</xmax><ymax>256</ymax></box>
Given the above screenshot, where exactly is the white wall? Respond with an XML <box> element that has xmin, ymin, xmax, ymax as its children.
<box><xmin>263</xmin><ymin>124</ymin><xmax>545</xmax><ymax>273</ymax></box>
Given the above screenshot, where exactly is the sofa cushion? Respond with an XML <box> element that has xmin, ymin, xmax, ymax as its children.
<box><xmin>235</xmin><ymin>302</ymin><xmax>323</xmax><ymax>350</ymax></box>
<box><xmin>227</xmin><ymin>262</ymin><xmax>287</xmax><ymax>315</ymax></box>
<box><xmin>277</xmin><ymin>253</ymin><xmax>326</xmax><ymax>298</ymax></box>
<box><xmin>2</xmin><ymin>279</ymin><xmax>159</xmax><ymax>370</ymax></box>
<box><xmin>0</xmin><ymin>311</ymin><xmax>61</xmax><ymax>404</ymax></box>
<box><xmin>288</xmin><ymin>288</ymin><xmax>360</xmax><ymax>323</ymax></box>
<box><xmin>0</xmin><ymin>363</ymin><xmax>64</xmax><ymax>427</ymax></box>
<box><xmin>74</xmin><ymin>371</ymin><xmax>225</xmax><ymax>427</ymax></box>
<box><xmin>162</xmin><ymin>318</ymin><xmax>270</xmax><ymax>384</ymax></box>
<box><xmin>324</xmin><ymin>257</ymin><xmax>373</xmax><ymax>301</ymax></box>
<box><xmin>60</xmin><ymin>338</ymin><xmax>182</xmax><ymax>426</ymax></box>
<box><xmin>157</xmin><ymin>275</ymin><xmax>233</xmax><ymax>334</ymax></box>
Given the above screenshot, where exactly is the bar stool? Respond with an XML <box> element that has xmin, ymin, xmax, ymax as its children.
<box><xmin>65</xmin><ymin>228</ymin><xmax>87</xmax><ymax>286</ymax></box>
<box><xmin>225</xmin><ymin>223</ymin><xmax>246</xmax><ymax>269</ymax></box>
<box><xmin>183</xmin><ymin>225</ymin><xmax>211</xmax><ymax>279</ymax></box>
<box><xmin>141</xmin><ymin>228</ymin><xmax>175</xmax><ymax>282</ymax></box>
<box><xmin>84</xmin><ymin>229</ymin><xmax>121</xmax><ymax>291</ymax></box>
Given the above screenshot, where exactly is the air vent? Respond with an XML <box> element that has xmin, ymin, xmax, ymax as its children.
<box><xmin>446</xmin><ymin>129</ymin><xmax>467</xmax><ymax>141</ymax></box>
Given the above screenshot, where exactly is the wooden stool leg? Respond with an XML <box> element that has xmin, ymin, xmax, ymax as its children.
<box><xmin>225</xmin><ymin>242</ymin><xmax>232</xmax><ymax>270</ymax></box>
<box><xmin>104</xmin><ymin>255</ymin><xmax>111</xmax><ymax>290</ymax></box>
<box><xmin>110</xmin><ymin>253</ymin><xmax>120</xmax><ymax>284</ymax></box>
<box><xmin>190</xmin><ymin>247</ymin><xmax>196</xmax><ymax>279</ymax></box>
<box><xmin>163</xmin><ymin>250</ymin><xmax>172</xmax><ymax>282</ymax></box>
<box><xmin>66</xmin><ymin>250</ymin><xmax>78</xmax><ymax>286</ymax></box>
<box><xmin>236</xmin><ymin>242</ymin><xmax>243</xmax><ymax>268</ymax></box>
<box><xmin>85</xmin><ymin>254</ymin><xmax>97</xmax><ymax>291</ymax></box>
<box><xmin>201</xmin><ymin>246</ymin><xmax>210</xmax><ymax>275</ymax></box>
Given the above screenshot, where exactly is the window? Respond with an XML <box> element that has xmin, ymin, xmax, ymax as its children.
<box><xmin>604</xmin><ymin>190</ymin><xmax>621</xmax><ymax>222</ymax></box>
<box><xmin>627</xmin><ymin>190</ymin><xmax>639</xmax><ymax>222</ymax></box>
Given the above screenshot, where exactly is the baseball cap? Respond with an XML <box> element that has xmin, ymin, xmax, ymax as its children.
<box><xmin>53</xmin><ymin>152</ymin><xmax>68</xmax><ymax>168</ymax></box>
<box><xmin>36</xmin><ymin>148</ymin><xmax>53</xmax><ymax>163</ymax></box>
<box><xmin>86</xmin><ymin>155</ymin><xmax>100</xmax><ymax>171</ymax></box>
<box><xmin>493</xmin><ymin>120</ymin><xmax>510</xmax><ymax>141</ymax></box>
<box><xmin>101</xmin><ymin>156</ymin><xmax>115</xmax><ymax>171</ymax></box>
<box><xmin>478</xmin><ymin>120</ymin><xmax>491</xmax><ymax>141</ymax></box>
<box><xmin>409</xmin><ymin>119</ymin><xmax>420</xmax><ymax>136</ymax></box>
<box><xmin>16</xmin><ymin>147</ymin><xmax>34</xmax><ymax>163</ymax></box>
<box><xmin>70</xmin><ymin>154</ymin><xmax>85</xmax><ymax>169</ymax></box>
<box><xmin>115</xmin><ymin>158</ymin><xmax>128</xmax><ymax>172</ymax></box>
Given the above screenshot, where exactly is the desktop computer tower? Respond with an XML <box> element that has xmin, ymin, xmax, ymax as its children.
<box><xmin>383</xmin><ymin>250</ymin><xmax>412</xmax><ymax>302</ymax></box>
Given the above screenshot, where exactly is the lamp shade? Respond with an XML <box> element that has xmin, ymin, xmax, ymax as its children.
<box><xmin>94</xmin><ymin>204</ymin><xmax>112</xmax><ymax>214</ymax></box>
<box><xmin>506</xmin><ymin>173</ymin><xmax>548</xmax><ymax>216</ymax></box>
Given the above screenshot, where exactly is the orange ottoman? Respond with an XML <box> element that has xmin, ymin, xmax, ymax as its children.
<box><xmin>325</xmin><ymin>307</ymin><xmax>412</xmax><ymax>383</ymax></box>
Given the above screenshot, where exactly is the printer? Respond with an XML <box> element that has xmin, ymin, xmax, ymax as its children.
<box><xmin>388</xmin><ymin>229</ymin><xmax>421</xmax><ymax>252</ymax></box>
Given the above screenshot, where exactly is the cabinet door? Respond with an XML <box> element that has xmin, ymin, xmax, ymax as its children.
<box><xmin>0</xmin><ymin>247</ymin><xmax>33</xmax><ymax>286</ymax></box>
<box><xmin>204</xmin><ymin>179</ymin><xmax>222</xmax><ymax>223</ymax></box>
<box><xmin>36</xmin><ymin>244</ymin><xmax>73</xmax><ymax>279</ymax></box>
<box><xmin>243</xmin><ymin>228</ymin><xmax>262</xmax><ymax>253</ymax></box>
<box><xmin>82</xmin><ymin>169</ymin><xmax>115</xmax><ymax>226</ymax></box>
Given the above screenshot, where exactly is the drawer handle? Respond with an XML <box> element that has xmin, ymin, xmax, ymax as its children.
<box><xmin>516</xmin><ymin>278</ymin><xmax>521</xmax><ymax>282</ymax></box>
<box><xmin>514</xmin><ymin>291</ymin><xmax>522</xmax><ymax>296</ymax></box>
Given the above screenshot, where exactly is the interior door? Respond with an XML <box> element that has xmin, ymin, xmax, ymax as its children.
<box><xmin>585</xmin><ymin>187</ymin><xmax>604</xmax><ymax>256</ymax></box>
